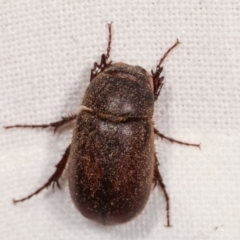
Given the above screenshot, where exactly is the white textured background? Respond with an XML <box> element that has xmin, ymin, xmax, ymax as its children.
<box><xmin>1</xmin><ymin>1</ymin><xmax>240</xmax><ymax>240</ymax></box>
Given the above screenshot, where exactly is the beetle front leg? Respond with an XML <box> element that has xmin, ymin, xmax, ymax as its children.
<box><xmin>13</xmin><ymin>144</ymin><xmax>71</xmax><ymax>204</ymax></box>
<box><xmin>90</xmin><ymin>23</ymin><xmax>113</xmax><ymax>81</ymax></box>
<box><xmin>152</xmin><ymin>39</ymin><xmax>180</xmax><ymax>100</ymax></box>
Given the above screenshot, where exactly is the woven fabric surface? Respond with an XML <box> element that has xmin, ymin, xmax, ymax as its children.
<box><xmin>0</xmin><ymin>1</ymin><xmax>240</xmax><ymax>239</ymax></box>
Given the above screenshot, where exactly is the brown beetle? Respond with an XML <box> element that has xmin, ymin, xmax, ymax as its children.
<box><xmin>5</xmin><ymin>24</ymin><xmax>199</xmax><ymax>226</ymax></box>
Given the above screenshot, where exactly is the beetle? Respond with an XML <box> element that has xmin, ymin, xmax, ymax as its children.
<box><xmin>5</xmin><ymin>24</ymin><xmax>199</xmax><ymax>226</ymax></box>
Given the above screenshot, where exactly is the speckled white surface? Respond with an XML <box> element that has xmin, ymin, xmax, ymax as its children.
<box><xmin>1</xmin><ymin>1</ymin><xmax>240</xmax><ymax>239</ymax></box>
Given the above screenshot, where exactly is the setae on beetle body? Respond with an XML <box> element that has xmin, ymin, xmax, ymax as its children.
<box><xmin>6</xmin><ymin>24</ymin><xmax>199</xmax><ymax>226</ymax></box>
<box><xmin>69</xmin><ymin>63</ymin><xmax>155</xmax><ymax>225</ymax></box>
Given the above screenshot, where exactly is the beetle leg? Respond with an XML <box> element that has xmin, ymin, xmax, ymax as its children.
<box><xmin>90</xmin><ymin>23</ymin><xmax>113</xmax><ymax>81</ymax></box>
<box><xmin>4</xmin><ymin>114</ymin><xmax>77</xmax><ymax>133</ymax></box>
<box><xmin>105</xmin><ymin>22</ymin><xmax>112</xmax><ymax>61</ymax></box>
<box><xmin>154</xmin><ymin>128</ymin><xmax>200</xmax><ymax>148</ymax></box>
<box><xmin>153</xmin><ymin>154</ymin><xmax>171</xmax><ymax>227</ymax></box>
<box><xmin>152</xmin><ymin>39</ymin><xmax>180</xmax><ymax>100</ymax></box>
<box><xmin>151</xmin><ymin>68</ymin><xmax>164</xmax><ymax>100</ymax></box>
<box><xmin>13</xmin><ymin>144</ymin><xmax>71</xmax><ymax>204</ymax></box>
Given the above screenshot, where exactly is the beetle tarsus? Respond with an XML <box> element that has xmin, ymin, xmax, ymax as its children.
<box><xmin>105</xmin><ymin>22</ymin><xmax>112</xmax><ymax>61</ymax></box>
<box><xmin>154</xmin><ymin>154</ymin><xmax>171</xmax><ymax>227</ymax></box>
<box><xmin>90</xmin><ymin>23</ymin><xmax>113</xmax><ymax>81</ymax></box>
<box><xmin>152</xmin><ymin>39</ymin><xmax>180</xmax><ymax>100</ymax></box>
<box><xmin>156</xmin><ymin>39</ymin><xmax>180</xmax><ymax>69</ymax></box>
<box><xmin>154</xmin><ymin>128</ymin><xmax>200</xmax><ymax>148</ymax></box>
<box><xmin>13</xmin><ymin>144</ymin><xmax>71</xmax><ymax>204</ymax></box>
<box><xmin>4</xmin><ymin>114</ymin><xmax>77</xmax><ymax>133</ymax></box>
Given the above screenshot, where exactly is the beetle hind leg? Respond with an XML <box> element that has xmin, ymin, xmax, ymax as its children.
<box><xmin>90</xmin><ymin>23</ymin><xmax>113</xmax><ymax>81</ymax></box>
<box><xmin>154</xmin><ymin>127</ymin><xmax>200</xmax><ymax>148</ymax></box>
<box><xmin>13</xmin><ymin>144</ymin><xmax>71</xmax><ymax>204</ymax></box>
<box><xmin>105</xmin><ymin>22</ymin><xmax>112</xmax><ymax>61</ymax></box>
<box><xmin>153</xmin><ymin>154</ymin><xmax>171</xmax><ymax>227</ymax></box>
